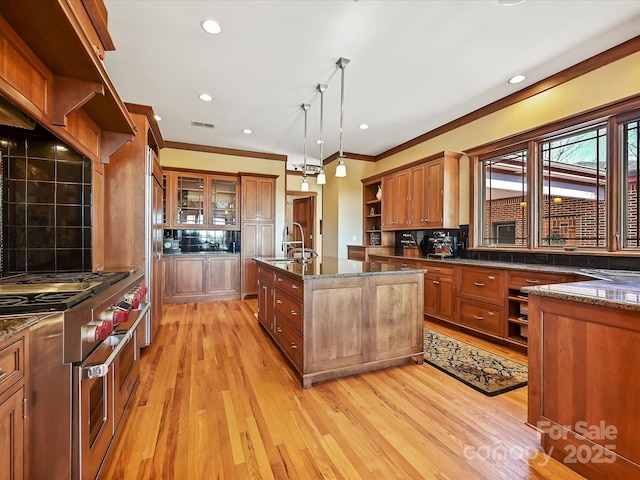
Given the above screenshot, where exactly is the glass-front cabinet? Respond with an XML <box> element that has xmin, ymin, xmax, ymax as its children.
<box><xmin>210</xmin><ymin>176</ymin><xmax>237</xmax><ymax>227</ymax></box>
<box><xmin>176</xmin><ymin>174</ymin><xmax>206</xmax><ymax>226</ymax></box>
<box><xmin>166</xmin><ymin>170</ymin><xmax>239</xmax><ymax>229</ymax></box>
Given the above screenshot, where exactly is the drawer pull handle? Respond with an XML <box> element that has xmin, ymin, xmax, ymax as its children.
<box><xmin>290</xmin><ymin>310</ymin><xmax>298</xmax><ymax>316</ymax></box>
<box><xmin>434</xmin><ymin>268</ymin><xmax>441</xmax><ymax>272</ymax></box>
<box><xmin>276</xmin><ymin>299</ymin><xmax>283</xmax><ymax>304</ymax></box>
<box><xmin>488</xmin><ymin>311</ymin><xmax>495</xmax><ymax>316</ymax></box>
<box><xmin>291</xmin><ymin>342</ymin><xmax>298</xmax><ymax>349</ymax></box>
<box><xmin>276</xmin><ymin>327</ymin><xmax>283</xmax><ymax>333</ymax></box>
<box><xmin>526</xmin><ymin>279</ymin><xmax>540</xmax><ymax>284</ymax></box>
<box><xmin>487</xmin><ymin>276</ymin><xmax>496</xmax><ymax>280</ymax></box>
<box><xmin>277</xmin><ymin>278</ymin><xmax>283</xmax><ymax>282</ymax></box>
<box><xmin>473</xmin><ymin>315</ymin><xmax>484</xmax><ymax>320</ymax></box>
<box><xmin>474</xmin><ymin>282</ymin><xmax>485</xmax><ymax>287</ymax></box>
<box><xmin>291</xmin><ymin>284</ymin><xmax>299</xmax><ymax>289</ymax></box>
<box><xmin>433</xmin><ymin>281</ymin><xmax>440</xmax><ymax>285</ymax></box>
<box><xmin>0</xmin><ymin>368</ymin><xmax>6</xmax><ymax>379</ymax></box>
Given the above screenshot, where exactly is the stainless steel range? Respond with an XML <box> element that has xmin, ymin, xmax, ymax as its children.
<box><xmin>0</xmin><ymin>270</ymin><xmax>148</xmax><ymax>480</ymax></box>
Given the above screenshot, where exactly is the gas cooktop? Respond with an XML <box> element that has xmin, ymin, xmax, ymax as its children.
<box><xmin>0</xmin><ymin>271</ymin><xmax>132</xmax><ymax>314</ymax></box>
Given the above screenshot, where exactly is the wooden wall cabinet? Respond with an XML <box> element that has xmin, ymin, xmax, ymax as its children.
<box><xmin>165</xmin><ymin>170</ymin><xmax>239</xmax><ymax>229</ymax></box>
<box><xmin>240</xmin><ymin>174</ymin><xmax>277</xmax><ymax>298</ymax></box>
<box><xmin>0</xmin><ymin>332</ymin><xmax>28</xmax><ymax>480</ymax></box>
<box><xmin>378</xmin><ymin>151</ymin><xmax>461</xmax><ymax>232</ymax></box>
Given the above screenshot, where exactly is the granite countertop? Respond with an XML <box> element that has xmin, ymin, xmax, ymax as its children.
<box><xmin>254</xmin><ymin>256</ymin><xmax>425</xmax><ymax>279</ymax></box>
<box><xmin>523</xmin><ymin>273</ymin><xmax>640</xmax><ymax>311</ymax></box>
<box><xmin>0</xmin><ymin>314</ymin><xmax>42</xmax><ymax>343</ymax></box>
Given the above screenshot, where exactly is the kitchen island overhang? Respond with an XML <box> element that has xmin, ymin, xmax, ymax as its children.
<box><xmin>255</xmin><ymin>257</ymin><xmax>425</xmax><ymax>388</ymax></box>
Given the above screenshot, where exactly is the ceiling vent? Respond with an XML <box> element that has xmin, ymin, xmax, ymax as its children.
<box><xmin>191</xmin><ymin>120</ymin><xmax>215</xmax><ymax>129</ymax></box>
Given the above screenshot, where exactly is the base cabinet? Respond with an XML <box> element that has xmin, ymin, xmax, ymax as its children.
<box><xmin>528</xmin><ymin>295</ymin><xmax>640</xmax><ymax>480</ymax></box>
<box><xmin>163</xmin><ymin>254</ymin><xmax>240</xmax><ymax>303</ymax></box>
<box><xmin>0</xmin><ymin>333</ymin><xmax>28</xmax><ymax>480</ymax></box>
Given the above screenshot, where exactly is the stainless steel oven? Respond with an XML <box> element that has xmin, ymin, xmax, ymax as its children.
<box><xmin>0</xmin><ymin>270</ymin><xmax>148</xmax><ymax>480</ymax></box>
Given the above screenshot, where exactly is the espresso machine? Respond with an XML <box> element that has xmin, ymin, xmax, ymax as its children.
<box><xmin>420</xmin><ymin>231</ymin><xmax>459</xmax><ymax>258</ymax></box>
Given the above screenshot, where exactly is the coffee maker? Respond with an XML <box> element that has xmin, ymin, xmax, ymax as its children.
<box><xmin>420</xmin><ymin>231</ymin><xmax>459</xmax><ymax>258</ymax></box>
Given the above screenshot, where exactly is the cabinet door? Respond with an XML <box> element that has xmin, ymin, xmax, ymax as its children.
<box><xmin>0</xmin><ymin>387</ymin><xmax>25</xmax><ymax>480</ymax></box>
<box><xmin>162</xmin><ymin>257</ymin><xmax>172</xmax><ymax>298</ymax></box>
<box><xmin>175</xmin><ymin>174</ymin><xmax>206</xmax><ymax>226</ymax></box>
<box><xmin>426</xmin><ymin>159</ymin><xmax>443</xmax><ymax>227</ymax></box>
<box><xmin>207</xmin><ymin>256</ymin><xmax>240</xmax><ymax>294</ymax></box>
<box><xmin>242</xmin><ymin>177</ymin><xmax>275</xmax><ymax>221</ymax></box>
<box><xmin>381</xmin><ymin>174</ymin><xmax>396</xmax><ymax>229</ymax></box>
<box><xmin>209</xmin><ymin>177</ymin><xmax>238</xmax><ymax>227</ymax></box>
<box><xmin>395</xmin><ymin>170</ymin><xmax>410</xmax><ymax>227</ymax></box>
<box><xmin>410</xmin><ymin>164</ymin><xmax>427</xmax><ymax>228</ymax></box>
<box><xmin>172</xmin><ymin>256</ymin><xmax>206</xmax><ymax>297</ymax></box>
<box><xmin>436</xmin><ymin>275</ymin><xmax>456</xmax><ymax>321</ymax></box>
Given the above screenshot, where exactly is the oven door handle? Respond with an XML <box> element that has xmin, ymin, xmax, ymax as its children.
<box><xmin>82</xmin><ymin>303</ymin><xmax>150</xmax><ymax>380</ymax></box>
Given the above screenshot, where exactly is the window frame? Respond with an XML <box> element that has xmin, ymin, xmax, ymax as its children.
<box><xmin>468</xmin><ymin>94</ymin><xmax>640</xmax><ymax>255</ymax></box>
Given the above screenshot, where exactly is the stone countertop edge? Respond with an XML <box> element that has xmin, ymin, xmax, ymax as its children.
<box><xmin>0</xmin><ymin>315</ymin><xmax>40</xmax><ymax>343</ymax></box>
<box><xmin>522</xmin><ymin>280</ymin><xmax>640</xmax><ymax>311</ymax></box>
<box><xmin>253</xmin><ymin>257</ymin><xmax>426</xmax><ymax>279</ymax></box>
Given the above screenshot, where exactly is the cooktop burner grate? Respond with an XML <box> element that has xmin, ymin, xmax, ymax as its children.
<box><xmin>0</xmin><ymin>296</ymin><xmax>30</xmax><ymax>307</ymax></box>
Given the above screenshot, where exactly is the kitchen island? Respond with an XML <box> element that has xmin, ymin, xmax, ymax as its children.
<box><xmin>255</xmin><ymin>257</ymin><xmax>425</xmax><ymax>388</ymax></box>
<box><xmin>525</xmin><ymin>274</ymin><xmax>640</xmax><ymax>480</ymax></box>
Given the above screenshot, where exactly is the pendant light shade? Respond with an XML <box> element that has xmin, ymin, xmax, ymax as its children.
<box><xmin>316</xmin><ymin>83</ymin><xmax>327</xmax><ymax>186</ymax></box>
<box><xmin>335</xmin><ymin>57</ymin><xmax>350</xmax><ymax>178</ymax></box>
<box><xmin>301</xmin><ymin>103</ymin><xmax>310</xmax><ymax>191</ymax></box>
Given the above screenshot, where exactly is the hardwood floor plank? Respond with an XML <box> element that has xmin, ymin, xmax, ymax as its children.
<box><xmin>101</xmin><ymin>299</ymin><xmax>585</xmax><ymax>480</ymax></box>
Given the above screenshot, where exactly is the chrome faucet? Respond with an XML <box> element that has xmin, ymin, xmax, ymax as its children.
<box><xmin>282</xmin><ymin>222</ymin><xmax>317</xmax><ymax>262</ymax></box>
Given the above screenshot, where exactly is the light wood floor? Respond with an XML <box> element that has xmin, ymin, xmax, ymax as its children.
<box><xmin>101</xmin><ymin>299</ymin><xmax>584</xmax><ymax>480</ymax></box>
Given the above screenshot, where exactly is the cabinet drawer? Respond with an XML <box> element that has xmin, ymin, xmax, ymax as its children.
<box><xmin>273</xmin><ymin>317</ymin><xmax>303</xmax><ymax>371</ymax></box>
<box><xmin>458</xmin><ymin>299</ymin><xmax>503</xmax><ymax>336</ymax></box>
<box><xmin>274</xmin><ymin>272</ymin><xmax>303</xmax><ymax>300</ymax></box>
<box><xmin>458</xmin><ymin>267</ymin><xmax>504</xmax><ymax>305</ymax></box>
<box><xmin>0</xmin><ymin>336</ymin><xmax>25</xmax><ymax>394</ymax></box>
<box><xmin>421</xmin><ymin>263</ymin><xmax>455</xmax><ymax>277</ymax></box>
<box><xmin>508</xmin><ymin>271</ymin><xmax>566</xmax><ymax>289</ymax></box>
<box><xmin>258</xmin><ymin>267</ymin><xmax>273</xmax><ymax>286</ymax></box>
<box><xmin>274</xmin><ymin>289</ymin><xmax>303</xmax><ymax>332</ymax></box>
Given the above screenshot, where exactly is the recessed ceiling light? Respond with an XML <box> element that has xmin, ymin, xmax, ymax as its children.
<box><xmin>358</xmin><ymin>124</ymin><xmax>369</xmax><ymax>130</ymax></box>
<box><xmin>499</xmin><ymin>0</ymin><xmax>524</xmax><ymax>6</ymax></box>
<box><xmin>199</xmin><ymin>93</ymin><xmax>213</xmax><ymax>102</ymax></box>
<box><xmin>508</xmin><ymin>74</ymin><xmax>526</xmax><ymax>84</ymax></box>
<box><xmin>242</xmin><ymin>129</ymin><xmax>252</xmax><ymax>135</ymax></box>
<box><xmin>201</xmin><ymin>19</ymin><xmax>222</xmax><ymax>35</ymax></box>
<box><xmin>154</xmin><ymin>115</ymin><xmax>162</xmax><ymax>121</ymax></box>
<box><xmin>316</xmin><ymin>139</ymin><xmax>324</xmax><ymax>144</ymax></box>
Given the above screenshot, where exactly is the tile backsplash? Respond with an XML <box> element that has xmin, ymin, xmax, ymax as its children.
<box><xmin>163</xmin><ymin>229</ymin><xmax>240</xmax><ymax>254</ymax></box>
<box><xmin>1</xmin><ymin>125</ymin><xmax>92</xmax><ymax>271</ymax></box>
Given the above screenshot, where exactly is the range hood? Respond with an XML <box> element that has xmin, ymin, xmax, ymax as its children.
<box><xmin>0</xmin><ymin>96</ymin><xmax>36</xmax><ymax>130</ymax></box>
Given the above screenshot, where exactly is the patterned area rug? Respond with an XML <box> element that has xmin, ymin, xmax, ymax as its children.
<box><xmin>423</xmin><ymin>328</ymin><xmax>528</xmax><ymax>396</ymax></box>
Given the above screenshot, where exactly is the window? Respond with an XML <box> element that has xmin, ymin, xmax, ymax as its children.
<box><xmin>480</xmin><ymin>150</ymin><xmax>528</xmax><ymax>246</ymax></box>
<box><xmin>470</xmin><ymin>95</ymin><xmax>640</xmax><ymax>253</ymax></box>
<box><xmin>539</xmin><ymin>126</ymin><xmax>607</xmax><ymax>248</ymax></box>
<box><xmin>623</xmin><ymin>118</ymin><xmax>639</xmax><ymax>248</ymax></box>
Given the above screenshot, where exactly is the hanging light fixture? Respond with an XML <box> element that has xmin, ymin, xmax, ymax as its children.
<box><xmin>300</xmin><ymin>103</ymin><xmax>310</xmax><ymax>192</ymax></box>
<box><xmin>335</xmin><ymin>57</ymin><xmax>350</xmax><ymax>178</ymax></box>
<box><xmin>316</xmin><ymin>83</ymin><xmax>327</xmax><ymax>185</ymax></box>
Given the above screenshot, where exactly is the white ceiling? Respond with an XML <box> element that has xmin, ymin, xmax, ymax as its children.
<box><xmin>103</xmin><ymin>0</ymin><xmax>640</xmax><ymax>171</ymax></box>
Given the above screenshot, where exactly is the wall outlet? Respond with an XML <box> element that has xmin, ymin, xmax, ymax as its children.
<box><xmin>352</xmin><ymin>235</ymin><xmax>357</xmax><ymax>242</ymax></box>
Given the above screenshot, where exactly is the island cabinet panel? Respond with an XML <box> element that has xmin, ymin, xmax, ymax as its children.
<box><xmin>257</xmin><ymin>260</ymin><xmax>424</xmax><ymax>388</ymax></box>
<box><xmin>370</xmin><ymin>278</ymin><xmax>422</xmax><ymax>358</ymax></box>
<box><xmin>306</xmin><ymin>284</ymin><xmax>365</xmax><ymax>369</ymax></box>
<box><xmin>528</xmin><ymin>295</ymin><xmax>640</xmax><ymax>480</ymax></box>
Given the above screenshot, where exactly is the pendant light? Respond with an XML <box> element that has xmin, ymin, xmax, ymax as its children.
<box><xmin>300</xmin><ymin>103</ymin><xmax>310</xmax><ymax>192</ymax></box>
<box><xmin>335</xmin><ymin>57</ymin><xmax>350</xmax><ymax>178</ymax></box>
<box><xmin>316</xmin><ymin>83</ymin><xmax>327</xmax><ymax>185</ymax></box>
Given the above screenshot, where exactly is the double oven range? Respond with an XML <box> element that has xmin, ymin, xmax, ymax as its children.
<box><xmin>0</xmin><ymin>270</ymin><xmax>148</xmax><ymax>480</ymax></box>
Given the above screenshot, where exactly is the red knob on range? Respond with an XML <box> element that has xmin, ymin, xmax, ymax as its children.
<box><xmin>137</xmin><ymin>286</ymin><xmax>148</xmax><ymax>302</ymax></box>
<box><xmin>94</xmin><ymin>321</ymin><xmax>113</xmax><ymax>342</ymax></box>
<box><xmin>113</xmin><ymin>309</ymin><xmax>130</xmax><ymax>323</ymax></box>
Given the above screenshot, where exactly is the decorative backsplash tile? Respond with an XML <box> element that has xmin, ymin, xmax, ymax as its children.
<box><xmin>1</xmin><ymin>125</ymin><xmax>92</xmax><ymax>272</ymax></box>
